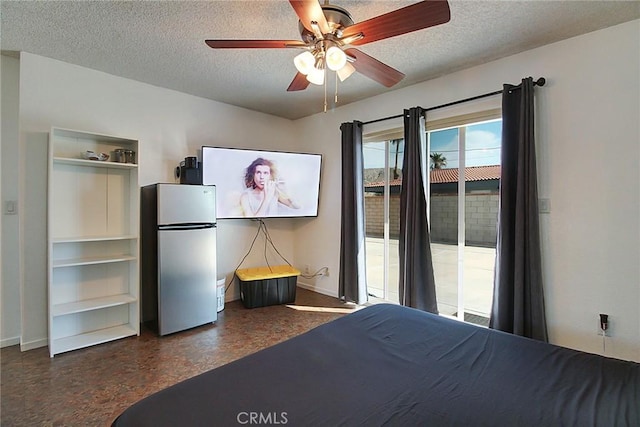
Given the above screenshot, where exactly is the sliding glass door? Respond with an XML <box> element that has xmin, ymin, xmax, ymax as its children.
<box><xmin>362</xmin><ymin>112</ymin><xmax>501</xmax><ymax>326</ymax></box>
<box><xmin>428</xmin><ymin>118</ymin><xmax>501</xmax><ymax>325</ymax></box>
<box><xmin>363</xmin><ymin>139</ymin><xmax>403</xmax><ymax>303</ymax></box>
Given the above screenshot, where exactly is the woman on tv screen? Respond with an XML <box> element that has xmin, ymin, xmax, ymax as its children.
<box><xmin>240</xmin><ymin>157</ymin><xmax>299</xmax><ymax>217</ymax></box>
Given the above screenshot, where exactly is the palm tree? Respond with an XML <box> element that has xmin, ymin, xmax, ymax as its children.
<box><xmin>430</xmin><ymin>153</ymin><xmax>447</xmax><ymax>170</ymax></box>
<box><xmin>391</xmin><ymin>139</ymin><xmax>402</xmax><ymax>179</ymax></box>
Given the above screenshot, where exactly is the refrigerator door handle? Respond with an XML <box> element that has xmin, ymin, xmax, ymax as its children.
<box><xmin>158</xmin><ymin>223</ymin><xmax>216</xmax><ymax>231</ymax></box>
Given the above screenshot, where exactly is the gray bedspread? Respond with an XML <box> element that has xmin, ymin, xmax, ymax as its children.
<box><xmin>112</xmin><ymin>303</ymin><xmax>639</xmax><ymax>426</ymax></box>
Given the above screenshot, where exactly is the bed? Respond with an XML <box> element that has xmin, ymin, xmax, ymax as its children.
<box><xmin>112</xmin><ymin>304</ymin><xmax>639</xmax><ymax>426</ymax></box>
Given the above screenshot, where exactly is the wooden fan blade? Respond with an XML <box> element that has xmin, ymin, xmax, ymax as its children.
<box><xmin>289</xmin><ymin>0</ymin><xmax>331</xmax><ymax>34</ymax></box>
<box><xmin>205</xmin><ymin>40</ymin><xmax>306</xmax><ymax>49</ymax></box>
<box><xmin>345</xmin><ymin>48</ymin><xmax>405</xmax><ymax>87</ymax></box>
<box><xmin>287</xmin><ymin>72</ymin><xmax>311</xmax><ymax>91</ymax></box>
<box><xmin>342</xmin><ymin>0</ymin><xmax>451</xmax><ymax>46</ymax></box>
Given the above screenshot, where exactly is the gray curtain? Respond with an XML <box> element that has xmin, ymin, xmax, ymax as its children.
<box><xmin>339</xmin><ymin>121</ymin><xmax>368</xmax><ymax>304</ymax></box>
<box><xmin>399</xmin><ymin>107</ymin><xmax>438</xmax><ymax>313</ymax></box>
<box><xmin>490</xmin><ymin>77</ymin><xmax>548</xmax><ymax>341</ymax></box>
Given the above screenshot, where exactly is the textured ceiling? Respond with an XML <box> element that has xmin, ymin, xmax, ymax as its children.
<box><xmin>2</xmin><ymin>1</ymin><xmax>639</xmax><ymax>120</ymax></box>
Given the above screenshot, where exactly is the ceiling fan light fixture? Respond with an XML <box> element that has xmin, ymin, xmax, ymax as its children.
<box><xmin>326</xmin><ymin>46</ymin><xmax>347</xmax><ymax>71</ymax></box>
<box><xmin>294</xmin><ymin>51</ymin><xmax>315</xmax><ymax>75</ymax></box>
<box><xmin>337</xmin><ymin>62</ymin><xmax>356</xmax><ymax>82</ymax></box>
<box><xmin>306</xmin><ymin>67</ymin><xmax>325</xmax><ymax>86</ymax></box>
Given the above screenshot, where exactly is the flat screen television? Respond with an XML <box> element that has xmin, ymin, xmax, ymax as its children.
<box><xmin>201</xmin><ymin>146</ymin><xmax>322</xmax><ymax>219</ymax></box>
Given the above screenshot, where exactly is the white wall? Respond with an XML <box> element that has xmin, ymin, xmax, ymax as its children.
<box><xmin>1</xmin><ymin>54</ymin><xmax>21</xmax><ymax>347</ymax></box>
<box><xmin>11</xmin><ymin>52</ymin><xmax>300</xmax><ymax>350</ymax></box>
<box><xmin>294</xmin><ymin>20</ymin><xmax>640</xmax><ymax>362</ymax></box>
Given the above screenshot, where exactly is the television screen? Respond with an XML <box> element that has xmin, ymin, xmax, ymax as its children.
<box><xmin>201</xmin><ymin>146</ymin><xmax>322</xmax><ymax>219</ymax></box>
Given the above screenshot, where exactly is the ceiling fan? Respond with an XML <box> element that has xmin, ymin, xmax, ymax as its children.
<box><xmin>205</xmin><ymin>0</ymin><xmax>451</xmax><ymax>93</ymax></box>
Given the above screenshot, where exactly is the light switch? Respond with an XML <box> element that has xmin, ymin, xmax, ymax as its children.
<box><xmin>4</xmin><ymin>200</ymin><xmax>17</xmax><ymax>215</ymax></box>
<box><xmin>538</xmin><ymin>198</ymin><xmax>550</xmax><ymax>214</ymax></box>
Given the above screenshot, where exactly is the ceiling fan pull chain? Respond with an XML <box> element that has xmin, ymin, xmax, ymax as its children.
<box><xmin>323</xmin><ymin>68</ymin><xmax>328</xmax><ymax>113</ymax></box>
<box><xmin>334</xmin><ymin>72</ymin><xmax>339</xmax><ymax>104</ymax></box>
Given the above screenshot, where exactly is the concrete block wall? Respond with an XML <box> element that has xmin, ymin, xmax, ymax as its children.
<box><xmin>464</xmin><ymin>194</ymin><xmax>499</xmax><ymax>246</ymax></box>
<box><xmin>365</xmin><ymin>192</ymin><xmax>498</xmax><ymax>247</ymax></box>
<box><xmin>364</xmin><ymin>194</ymin><xmax>400</xmax><ymax>238</ymax></box>
<box><xmin>429</xmin><ymin>194</ymin><xmax>457</xmax><ymax>242</ymax></box>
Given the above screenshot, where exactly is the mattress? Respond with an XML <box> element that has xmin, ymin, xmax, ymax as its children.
<box><xmin>112</xmin><ymin>304</ymin><xmax>639</xmax><ymax>426</ymax></box>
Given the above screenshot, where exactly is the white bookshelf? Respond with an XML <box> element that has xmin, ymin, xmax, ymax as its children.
<box><xmin>47</xmin><ymin>127</ymin><xmax>140</xmax><ymax>357</ymax></box>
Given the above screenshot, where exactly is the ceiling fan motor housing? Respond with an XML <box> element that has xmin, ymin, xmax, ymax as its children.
<box><xmin>299</xmin><ymin>4</ymin><xmax>354</xmax><ymax>44</ymax></box>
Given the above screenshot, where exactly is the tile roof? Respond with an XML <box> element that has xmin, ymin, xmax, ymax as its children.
<box><xmin>431</xmin><ymin>165</ymin><xmax>501</xmax><ymax>184</ymax></box>
<box><xmin>365</xmin><ymin>165</ymin><xmax>501</xmax><ymax>188</ymax></box>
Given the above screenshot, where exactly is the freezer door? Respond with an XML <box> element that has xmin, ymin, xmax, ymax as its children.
<box><xmin>157</xmin><ymin>184</ymin><xmax>216</xmax><ymax>225</ymax></box>
<box><xmin>157</xmin><ymin>226</ymin><xmax>217</xmax><ymax>335</ymax></box>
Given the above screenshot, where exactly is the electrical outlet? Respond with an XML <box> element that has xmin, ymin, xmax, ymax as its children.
<box><xmin>324</xmin><ymin>267</ymin><xmax>329</xmax><ymax>277</ymax></box>
<box><xmin>598</xmin><ymin>313</ymin><xmax>611</xmax><ymax>337</ymax></box>
<box><xmin>304</xmin><ymin>264</ymin><xmax>310</xmax><ymax>275</ymax></box>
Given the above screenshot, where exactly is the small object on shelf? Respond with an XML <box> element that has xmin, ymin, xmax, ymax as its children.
<box><xmin>113</xmin><ymin>148</ymin><xmax>136</xmax><ymax>164</ymax></box>
<box><xmin>82</xmin><ymin>150</ymin><xmax>110</xmax><ymax>161</ymax></box>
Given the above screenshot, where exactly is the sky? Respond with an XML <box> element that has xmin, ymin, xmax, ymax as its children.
<box><xmin>363</xmin><ymin>120</ymin><xmax>502</xmax><ymax>170</ymax></box>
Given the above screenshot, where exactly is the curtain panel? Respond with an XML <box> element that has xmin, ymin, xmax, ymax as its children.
<box><xmin>398</xmin><ymin>107</ymin><xmax>438</xmax><ymax>313</ymax></box>
<box><xmin>339</xmin><ymin>121</ymin><xmax>368</xmax><ymax>304</ymax></box>
<box><xmin>490</xmin><ymin>77</ymin><xmax>548</xmax><ymax>341</ymax></box>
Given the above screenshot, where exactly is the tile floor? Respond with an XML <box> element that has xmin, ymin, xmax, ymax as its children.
<box><xmin>1</xmin><ymin>288</ymin><xmax>351</xmax><ymax>426</ymax></box>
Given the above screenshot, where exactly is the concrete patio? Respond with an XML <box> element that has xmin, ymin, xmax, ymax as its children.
<box><xmin>365</xmin><ymin>238</ymin><xmax>495</xmax><ymax>318</ymax></box>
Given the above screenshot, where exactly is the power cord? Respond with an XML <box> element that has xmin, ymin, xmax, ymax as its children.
<box><xmin>257</xmin><ymin>221</ymin><xmax>329</xmax><ymax>279</ymax></box>
<box><xmin>223</xmin><ymin>219</ymin><xmax>265</xmax><ymax>293</ymax></box>
<box><xmin>300</xmin><ymin>266</ymin><xmax>329</xmax><ymax>280</ymax></box>
<box><xmin>259</xmin><ymin>219</ymin><xmax>293</xmax><ymax>270</ymax></box>
<box><xmin>223</xmin><ymin>219</ymin><xmax>296</xmax><ymax>293</ymax></box>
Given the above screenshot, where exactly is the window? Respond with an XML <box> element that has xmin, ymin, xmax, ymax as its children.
<box><xmin>362</xmin><ymin>109</ymin><xmax>501</xmax><ymax>326</ymax></box>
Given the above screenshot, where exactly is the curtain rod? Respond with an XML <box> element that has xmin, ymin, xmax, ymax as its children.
<box><xmin>362</xmin><ymin>77</ymin><xmax>546</xmax><ymax>126</ymax></box>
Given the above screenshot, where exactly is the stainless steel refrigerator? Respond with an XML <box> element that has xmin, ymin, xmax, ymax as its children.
<box><xmin>141</xmin><ymin>183</ymin><xmax>217</xmax><ymax>335</ymax></box>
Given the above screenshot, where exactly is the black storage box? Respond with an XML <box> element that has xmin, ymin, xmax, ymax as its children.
<box><xmin>236</xmin><ymin>266</ymin><xmax>300</xmax><ymax>309</ymax></box>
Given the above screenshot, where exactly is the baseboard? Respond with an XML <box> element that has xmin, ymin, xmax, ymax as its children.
<box><xmin>297</xmin><ymin>281</ymin><xmax>338</xmax><ymax>298</ymax></box>
<box><xmin>0</xmin><ymin>336</ymin><xmax>20</xmax><ymax>348</ymax></box>
<box><xmin>20</xmin><ymin>337</ymin><xmax>47</xmax><ymax>352</ymax></box>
